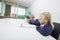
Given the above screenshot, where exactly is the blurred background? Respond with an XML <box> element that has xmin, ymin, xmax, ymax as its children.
<box><xmin>0</xmin><ymin>0</ymin><xmax>60</xmax><ymax>23</ymax></box>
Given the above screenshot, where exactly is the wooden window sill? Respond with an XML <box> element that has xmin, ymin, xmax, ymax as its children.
<box><xmin>0</xmin><ymin>16</ymin><xmax>17</xmax><ymax>19</ymax></box>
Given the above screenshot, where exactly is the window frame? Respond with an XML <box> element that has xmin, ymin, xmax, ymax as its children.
<box><xmin>0</xmin><ymin>1</ymin><xmax>2</xmax><ymax>15</ymax></box>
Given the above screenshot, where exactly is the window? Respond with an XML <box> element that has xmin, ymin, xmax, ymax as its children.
<box><xmin>0</xmin><ymin>2</ymin><xmax>1</xmax><ymax>13</ymax></box>
<box><xmin>11</xmin><ymin>6</ymin><xmax>26</xmax><ymax>19</ymax></box>
<box><xmin>11</xmin><ymin>6</ymin><xmax>17</xmax><ymax>17</ymax></box>
<box><xmin>18</xmin><ymin>7</ymin><xmax>25</xmax><ymax>15</ymax></box>
<box><xmin>0</xmin><ymin>1</ymin><xmax>5</xmax><ymax>16</ymax></box>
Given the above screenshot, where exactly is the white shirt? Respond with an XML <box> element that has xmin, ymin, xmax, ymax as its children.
<box><xmin>40</xmin><ymin>24</ymin><xmax>45</xmax><ymax>28</ymax></box>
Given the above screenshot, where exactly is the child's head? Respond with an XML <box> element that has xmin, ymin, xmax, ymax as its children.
<box><xmin>29</xmin><ymin>15</ymin><xmax>35</xmax><ymax>20</ymax></box>
<box><xmin>39</xmin><ymin>12</ymin><xmax>54</xmax><ymax>29</ymax></box>
<box><xmin>39</xmin><ymin>12</ymin><xmax>51</xmax><ymax>24</ymax></box>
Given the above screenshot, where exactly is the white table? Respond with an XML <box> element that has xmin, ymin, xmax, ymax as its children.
<box><xmin>0</xmin><ymin>18</ymin><xmax>56</xmax><ymax>40</ymax></box>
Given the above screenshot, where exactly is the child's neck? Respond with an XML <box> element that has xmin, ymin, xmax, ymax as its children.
<box><xmin>41</xmin><ymin>23</ymin><xmax>47</xmax><ymax>25</ymax></box>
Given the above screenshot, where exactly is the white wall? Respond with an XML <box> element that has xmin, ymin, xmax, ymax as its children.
<box><xmin>28</xmin><ymin>0</ymin><xmax>60</xmax><ymax>23</ymax></box>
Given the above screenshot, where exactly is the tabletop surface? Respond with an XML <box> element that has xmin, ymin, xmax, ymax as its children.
<box><xmin>0</xmin><ymin>18</ymin><xmax>56</xmax><ymax>40</ymax></box>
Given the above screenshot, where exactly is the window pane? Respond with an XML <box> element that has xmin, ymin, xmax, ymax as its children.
<box><xmin>11</xmin><ymin>6</ymin><xmax>17</xmax><ymax>17</ymax></box>
<box><xmin>0</xmin><ymin>2</ymin><xmax>1</xmax><ymax>12</ymax></box>
<box><xmin>18</xmin><ymin>7</ymin><xmax>25</xmax><ymax>15</ymax></box>
<box><xmin>14</xmin><ymin>7</ymin><xmax>17</xmax><ymax>14</ymax></box>
<box><xmin>11</xmin><ymin>7</ymin><xmax>15</xmax><ymax>14</ymax></box>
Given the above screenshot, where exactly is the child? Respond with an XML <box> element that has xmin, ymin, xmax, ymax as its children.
<box><xmin>28</xmin><ymin>12</ymin><xmax>54</xmax><ymax>36</ymax></box>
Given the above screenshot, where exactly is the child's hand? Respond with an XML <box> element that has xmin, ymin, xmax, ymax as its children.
<box><xmin>29</xmin><ymin>15</ymin><xmax>34</xmax><ymax>20</ymax></box>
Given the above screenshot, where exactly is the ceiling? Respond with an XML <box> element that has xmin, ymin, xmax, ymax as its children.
<box><xmin>4</xmin><ymin>0</ymin><xmax>35</xmax><ymax>7</ymax></box>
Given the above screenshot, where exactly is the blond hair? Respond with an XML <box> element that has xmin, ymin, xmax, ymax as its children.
<box><xmin>41</xmin><ymin>12</ymin><xmax>54</xmax><ymax>29</ymax></box>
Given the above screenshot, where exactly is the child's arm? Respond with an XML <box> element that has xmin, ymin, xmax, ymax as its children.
<box><xmin>28</xmin><ymin>19</ymin><xmax>40</xmax><ymax>26</ymax></box>
<box><xmin>36</xmin><ymin>25</ymin><xmax>53</xmax><ymax>36</ymax></box>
